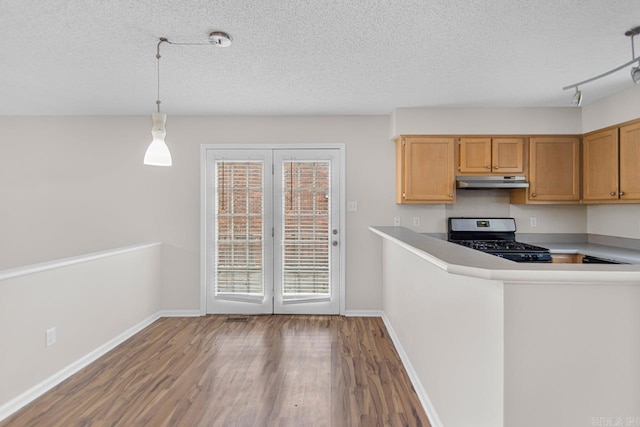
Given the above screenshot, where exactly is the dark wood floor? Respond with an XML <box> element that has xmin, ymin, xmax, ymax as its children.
<box><xmin>2</xmin><ymin>316</ymin><xmax>430</xmax><ymax>427</ymax></box>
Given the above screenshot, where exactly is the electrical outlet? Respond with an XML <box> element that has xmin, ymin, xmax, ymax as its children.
<box><xmin>393</xmin><ymin>216</ymin><xmax>401</xmax><ymax>226</ymax></box>
<box><xmin>413</xmin><ymin>216</ymin><xmax>421</xmax><ymax>227</ymax></box>
<box><xmin>530</xmin><ymin>217</ymin><xmax>537</xmax><ymax>227</ymax></box>
<box><xmin>46</xmin><ymin>327</ymin><xmax>56</xmax><ymax>347</ymax></box>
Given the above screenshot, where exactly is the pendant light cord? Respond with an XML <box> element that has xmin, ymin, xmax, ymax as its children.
<box><xmin>156</xmin><ymin>38</ymin><xmax>168</xmax><ymax>113</ymax></box>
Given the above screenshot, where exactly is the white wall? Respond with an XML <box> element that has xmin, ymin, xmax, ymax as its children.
<box><xmin>0</xmin><ymin>115</ymin><xmax>393</xmax><ymax>312</ymax></box>
<box><xmin>382</xmin><ymin>238</ymin><xmax>504</xmax><ymax>427</ymax></box>
<box><xmin>0</xmin><ymin>243</ymin><xmax>162</xmax><ymax>413</ymax></box>
<box><xmin>581</xmin><ymin>86</ymin><xmax>640</xmax><ymax>133</ymax></box>
<box><xmin>392</xmin><ymin>107</ymin><xmax>583</xmax><ymax>135</ymax></box>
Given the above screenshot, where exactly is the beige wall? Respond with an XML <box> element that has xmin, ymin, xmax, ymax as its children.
<box><xmin>0</xmin><ymin>115</ymin><xmax>393</xmax><ymax>312</ymax></box>
<box><xmin>2</xmin><ymin>93</ymin><xmax>639</xmax><ymax>314</ymax></box>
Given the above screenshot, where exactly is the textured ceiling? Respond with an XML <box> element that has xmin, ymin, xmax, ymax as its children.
<box><xmin>1</xmin><ymin>0</ymin><xmax>639</xmax><ymax>116</ymax></box>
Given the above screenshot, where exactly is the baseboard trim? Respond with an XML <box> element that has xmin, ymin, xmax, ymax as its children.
<box><xmin>343</xmin><ymin>309</ymin><xmax>384</xmax><ymax>317</ymax></box>
<box><xmin>380</xmin><ymin>312</ymin><xmax>444</xmax><ymax>427</ymax></box>
<box><xmin>0</xmin><ymin>312</ymin><xmax>162</xmax><ymax>423</ymax></box>
<box><xmin>158</xmin><ymin>309</ymin><xmax>202</xmax><ymax>317</ymax></box>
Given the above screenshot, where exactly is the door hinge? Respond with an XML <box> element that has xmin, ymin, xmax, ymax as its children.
<box><xmin>272</xmin><ymin>164</ymin><xmax>274</xmax><ymax>175</ymax></box>
<box><xmin>272</xmin><ymin>227</ymin><xmax>274</xmax><ymax>237</ymax></box>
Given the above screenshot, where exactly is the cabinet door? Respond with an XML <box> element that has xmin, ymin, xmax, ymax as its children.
<box><xmin>619</xmin><ymin>122</ymin><xmax>640</xmax><ymax>200</ymax></box>
<box><xmin>400</xmin><ymin>137</ymin><xmax>455</xmax><ymax>203</ymax></box>
<box><xmin>528</xmin><ymin>137</ymin><xmax>580</xmax><ymax>202</ymax></box>
<box><xmin>583</xmin><ymin>129</ymin><xmax>619</xmax><ymax>202</ymax></box>
<box><xmin>458</xmin><ymin>138</ymin><xmax>491</xmax><ymax>173</ymax></box>
<box><xmin>492</xmin><ymin>138</ymin><xmax>524</xmax><ymax>173</ymax></box>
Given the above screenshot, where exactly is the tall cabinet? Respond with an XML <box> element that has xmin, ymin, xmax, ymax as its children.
<box><xmin>582</xmin><ymin>123</ymin><xmax>640</xmax><ymax>203</ymax></box>
<box><xmin>619</xmin><ymin>122</ymin><xmax>640</xmax><ymax>200</ymax></box>
<box><xmin>582</xmin><ymin>129</ymin><xmax>619</xmax><ymax>202</ymax></box>
<box><xmin>395</xmin><ymin>136</ymin><xmax>456</xmax><ymax>204</ymax></box>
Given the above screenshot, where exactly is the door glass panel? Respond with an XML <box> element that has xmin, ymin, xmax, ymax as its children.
<box><xmin>281</xmin><ymin>160</ymin><xmax>331</xmax><ymax>300</ymax></box>
<box><xmin>215</xmin><ymin>160</ymin><xmax>264</xmax><ymax>301</ymax></box>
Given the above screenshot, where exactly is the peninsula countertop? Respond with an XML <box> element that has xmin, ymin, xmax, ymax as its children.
<box><xmin>370</xmin><ymin>226</ymin><xmax>640</xmax><ymax>283</ymax></box>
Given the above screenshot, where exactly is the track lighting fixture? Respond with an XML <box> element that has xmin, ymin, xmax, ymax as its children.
<box><xmin>571</xmin><ymin>88</ymin><xmax>582</xmax><ymax>106</ymax></box>
<box><xmin>632</xmin><ymin>66</ymin><xmax>640</xmax><ymax>84</ymax></box>
<box><xmin>143</xmin><ymin>31</ymin><xmax>233</xmax><ymax>167</ymax></box>
<box><xmin>563</xmin><ymin>25</ymin><xmax>640</xmax><ymax>105</ymax></box>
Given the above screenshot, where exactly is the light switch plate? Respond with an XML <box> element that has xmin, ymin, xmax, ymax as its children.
<box><xmin>46</xmin><ymin>327</ymin><xmax>56</xmax><ymax>347</ymax></box>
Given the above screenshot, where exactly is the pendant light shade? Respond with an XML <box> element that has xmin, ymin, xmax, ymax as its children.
<box><xmin>144</xmin><ymin>112</ymin><xmax>172</xmax><ymax>166</ymax></box>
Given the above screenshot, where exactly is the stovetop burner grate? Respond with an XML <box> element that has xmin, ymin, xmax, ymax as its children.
<box><xmin>451</xmin><ymin>239</ymin><xmax>550</xmax><ymax>253</ymax></box>
<box><xmin>447</xmin><ymin>217</ymin><xmax>552</xmax><ymax>263</ymax></box>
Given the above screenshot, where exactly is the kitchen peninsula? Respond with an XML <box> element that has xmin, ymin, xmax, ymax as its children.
<box><xmin>371</xmin><ymin>226</ymin><xmax>640</xmax><ymax>427</ymax></box>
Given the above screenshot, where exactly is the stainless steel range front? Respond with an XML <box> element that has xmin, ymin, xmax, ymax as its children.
<box><xmin>447</xmin><ymin>217</ymin><xmax>551</xmax><ymax>263</ymax></box>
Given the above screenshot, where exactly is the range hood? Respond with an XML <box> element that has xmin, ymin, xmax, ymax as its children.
<box><xmin>456</xmin><ymin>175</ymin><xmax>529</xmax><ymax>189</ymax></box>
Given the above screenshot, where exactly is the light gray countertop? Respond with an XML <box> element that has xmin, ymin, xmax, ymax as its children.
<box><xmin>423</xmin><ymin>231</ymin><xmax>640</xmax><ymax>264</ymax></box>
<box><xmin>370</xmin><ymin>226</ymin><xmax>640</xmax><ymax>284</ymax></box>
<box><xmin>528</xmin><ymin>242</ymin><xmax>640</xmax><ymax>264</ymax></box>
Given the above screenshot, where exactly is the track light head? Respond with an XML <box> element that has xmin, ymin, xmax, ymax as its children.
<box><xmin>572</xmin><ymin>88</ymin><xmax>582</xmax><ymax>106</ymax></box>
<box><xmin>632</xmin><ymin>66</ymin><xmax>640</xmax><ymax>84</ymax></box>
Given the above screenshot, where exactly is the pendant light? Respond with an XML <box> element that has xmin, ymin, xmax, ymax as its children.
<box><xmin>143</xmin><ymin>32</ymin><xmax>232</xmax><ymax>166</ymax></box>
<box><xmin>144</xmin><ymin>38</ymin><xmax>172</xmax><ymax>166</ymax></box>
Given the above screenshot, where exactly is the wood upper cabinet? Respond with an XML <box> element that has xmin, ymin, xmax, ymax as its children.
<box><xmin>458</xmin><ymin>137</ymin><xmax>524</xmax><ymax>174</ymax></box>
<box><xmin>619</xmin><ymin>122</ymin><xmax>640</xmax><ymax>200</ymax></box>
<box><xmin>511</xmin><ymin>137</ymin><xmax>581</xmax><ymax>204</ymax></box>
<box><xmin>583</xmin><ymin>129</ymin><xmax>619</xmax><ymax>202</ymax></box>
<box><xmin>395</xmin><ymin>136</ymin><xmax>456</xmax><ymax>204</ymax></box>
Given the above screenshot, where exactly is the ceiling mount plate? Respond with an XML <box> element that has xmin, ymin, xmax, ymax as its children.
<box><xmin>625</xmin><ymin>26</ymin><xmax>640</xmax><ymax>37</ymax></box>
<box><xmin>209</xmin><ymin>31</ymin><xmax>232</xmax><ymax>47</ymax></box>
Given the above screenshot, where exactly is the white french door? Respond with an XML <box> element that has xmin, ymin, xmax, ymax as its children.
<box><xmin>204</xmin><ymin>147</ymin><xmax>341</xmax><ymax>315</ymax></box>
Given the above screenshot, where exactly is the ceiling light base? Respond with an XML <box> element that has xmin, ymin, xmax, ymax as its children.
<box><xmin>209</xmin><ymin>31</ymin><xmax>232</xmax><ymax>47</ymax></box>
<box><xmin>625</xmin><ymin>26</ymin><xmax>640</xmax><ymax>37</ymax></box>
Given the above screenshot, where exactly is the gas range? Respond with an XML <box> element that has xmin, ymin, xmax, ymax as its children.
<box><xmin>447</xmin><ymin>217</ymin><xmax>551</xmax><ymax>263</ymax></box>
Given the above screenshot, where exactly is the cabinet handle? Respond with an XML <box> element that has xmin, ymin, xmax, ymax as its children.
<box><xmin>449</xmin><ymin>193</ymin><xmax>454</xmax><ymax>198</ymax></box>
<box><xmin>493</xmin><ymin>166</ymin><xmax>499</xmax><ymax>169</ymax></box>
<box><xmin>531</xmin><ymin>193</ymin><xmax>536</xmax><ymax>197</ymax></box>
<box><xmin>485</xmin><ymin>165</ymin><xmax>491</xmax><ymax>169</ymax></box>
<box><xmin>620</xmin><ymin>191</ymin><xmax>625</xmax><ymax>196</ymax></box>
<box><xmin>610</xmin><ymin>192</ymin><xmax>617</xmax><ymax>196</ymax></box>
